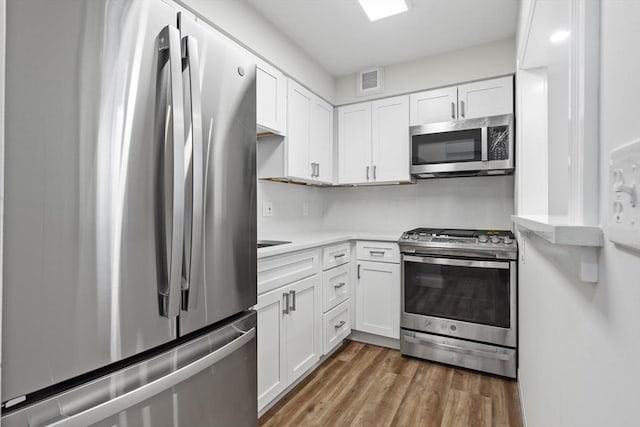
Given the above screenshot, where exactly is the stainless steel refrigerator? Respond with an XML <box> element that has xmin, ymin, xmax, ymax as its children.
<box><xmin>2</xmin><ymin>0</ymin><xmax>257</xmax><ymax>425</ymax></box>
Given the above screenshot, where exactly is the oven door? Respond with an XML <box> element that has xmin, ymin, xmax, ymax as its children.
<box><xmin>401</xmin><ymin>254</ymin><xmax>516</xmax><ymax>347</ymax></box>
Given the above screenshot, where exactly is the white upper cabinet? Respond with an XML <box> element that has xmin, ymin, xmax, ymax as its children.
<box><xmin>310</xmin><ymin>97</ymin><xmax>334</xmax><ymax>184</ymax></box>
<box><xmin>287</xmin><ymin>80</ymin><xmax>313</xmax><ymax>179</ymax></box>
<box><xmin>457</xmin><ymin>76</ymin><xmax>513</xmax><ymax>119</ymax></box>
<box><xmin>338</xmin><ymin>103</ymin><xmax>372</xmax><ymax>184</ymax></box>
<box><xmin>409</xmin><ymin>86</ymin><xmax>458</xmax><ymax>126</ymax></box>
<box><xmin>372</xmin><ymin>96</ymin><xmax>410</xmax><ymax>183</ymax></box>
<box><xmin>256</xmin><ymin>60</ymin><xmax>287</xmax><ymax>135</ymax></box>
<box><xmin>338</xmin><ymin>96</ymin><xmax>410</xmax><ymax>185</ymax></box>
<box><xmin>409</xmin><ymin>76</ymin><xmax>514</xmax><ymax>126</ymax></box>
<box><xmin>258</xmin><ymin>78</ymin><xmax>333</xmax><ymax>185</ymax></box>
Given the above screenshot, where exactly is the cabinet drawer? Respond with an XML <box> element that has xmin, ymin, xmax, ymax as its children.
<box><xmin>258</xmin><ymin>249</ymin><xmax>321</xmax><ymax>295</ymax></box>
<box><xmin>356</xmin><ymin>241</ymin><xmax>400</xmax><ymax>263</ymax></box>
<box><xmin>323</xmin><ymin>300</ymin><xmax>351</xmax><ymax>355</ymax></box>
<box><xmin>322</xmin><ymin>242</ymin><xmax>351</xmax><ymax>270</ymax></box>
<box><xmin>322</xmin><ymin>263</ymin><xmax>350</xmax><ymax>313</ymax></box>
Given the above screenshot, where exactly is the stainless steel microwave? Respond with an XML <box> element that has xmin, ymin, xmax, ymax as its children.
<box><xmin>410</xmin><ymin>114</ymin><xmax>514</xmax><ymax>178</ymax></box>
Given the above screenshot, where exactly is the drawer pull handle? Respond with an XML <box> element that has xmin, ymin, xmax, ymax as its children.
<box><xmin>333</xmin><ymin>253</ymin><xmax>346</xmax><ymax>259</ymax></box>
<box><xmin>334</xmin><ymin>320</ymin><xmax>346</xmax><ymax>329</ymax></box>
<box><xmin>369</xmin><ymin>250</ymin><xmax>385</xmax><ymax>256</ymax></box>
<box><xmin>333</xmin><ymin>282</ymin><xmax>346</xmax><ymax>289</ymax></box>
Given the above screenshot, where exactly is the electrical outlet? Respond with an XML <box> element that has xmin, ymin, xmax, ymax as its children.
<box><xmin>262</xmin><ymin>202</ymin><xmax>273</xmax><ymax>217</ymax></box>
<box><xmin>302</xmin><ymin>202</ymin><xmax>310</xmax><ymax>217</ymax></box>
<box><xmin>607</xmin><ymin>140</ymin><xmax>640</xmax><ymax>250</ymax></box>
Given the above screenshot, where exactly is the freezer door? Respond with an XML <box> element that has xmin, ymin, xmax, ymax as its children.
<box><xmin>1</xmin><ymin>312</ymin><xmax>257</xmax><ymax>427</ymax></box>
<box><xmin>3</xmin><ymin>0</ymin><xmax>185</xmax><ymax>401</ymax></box>
<box><xmin>178</xmin><ymin>13</ymin><xmax>257</xmax><ymax>335</ymax></box>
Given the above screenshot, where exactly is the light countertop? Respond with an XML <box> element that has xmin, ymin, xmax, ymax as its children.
<box><xmin>257</xmin><ymin>230</ymin><xmax>402</xmax><ymax>258</ymax></box>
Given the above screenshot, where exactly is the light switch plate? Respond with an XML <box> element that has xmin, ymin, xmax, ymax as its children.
<box><xmin>607</xmin><ymin>140</ymin><xmax>640</xmax><ymax>250</ymax></box>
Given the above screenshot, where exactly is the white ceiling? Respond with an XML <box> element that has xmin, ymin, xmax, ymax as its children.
<box><xmin>246</xmin><ymin>0</ymin><xmax>520</xmax><ymax>76</ymax></box>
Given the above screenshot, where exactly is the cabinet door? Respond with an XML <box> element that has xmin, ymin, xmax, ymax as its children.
<box><xmin>371</xmin><ymin>95</ymin><xmax>410</xmax><ymax>182</ymax></box>
<box><xmin>286</xmin><ymin>275</ymin><xmax>322</xmax><ymax>384</ymax></box>
<box><xmin>409</xmin><ymin>86</ymin><xmax>458</xmax><ymax>126</ymax></box>
<box><xmin>256</xmin><ymin>288</ymin><xmax>287</xmax><ymax>411</ymax></box>
<box><xmin>356</xmin><ymin>261</ymin><xmax>400</xmax><ymax>339</ymax></box>
<box><xmin>338</xmin><ymin>103</ymin><xmax>372</xmax><ymax>184</ymax></box>
<box><xmin>256</xmin><ymin>61</ymin><xmax>286</xmax><ymax>135</ymax></box>
<box><xmin>457</xmin><ymin>76</ymin><xmax>513</xmax><ymax>119</ymax></box>
<box><xmin>310</xmin><ymin>97</ymin><xmax>334</xmax><ymax>184</ymax></box>
<box><xmin>287</xmin><ymin>79</ymin><xmax>312</xmax><ymax>180</ymax></box>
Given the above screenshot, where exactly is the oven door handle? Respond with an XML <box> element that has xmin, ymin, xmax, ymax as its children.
<box><xmin>404</xmin><ymin>335</ymin><xmax>512</xmax><ymax>361</ymax></box>
<box><xmin>403</xmin><ymin>255</ymin><xmax>509</xmax><ymax>270</ymax></box>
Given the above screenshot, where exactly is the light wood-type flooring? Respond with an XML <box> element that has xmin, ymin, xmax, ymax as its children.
<box><xmin>259</xmin><ymin>340</ymin><xmax>523</xmax><ymax>427</ymax></box>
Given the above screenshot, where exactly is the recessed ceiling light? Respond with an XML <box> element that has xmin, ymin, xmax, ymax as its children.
<box><xmin>549</xmin><ymin>30</ymin><xmax>570</xmax><ymax>43</ymax></box>
<box><xmin>358</xmin><ymin>0</ymin><xmax>409</xmax><ymax>22</ymax></box>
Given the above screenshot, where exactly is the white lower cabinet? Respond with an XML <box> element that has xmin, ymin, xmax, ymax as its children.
<box><xmin>285</xmin><ymin>276</ymin><xmax>322</xmax><ymax>384</ymax></box>
<box><xmin>355</xmin><ymin>259</ymin><xmax>400</xmax><ymax>339</ymax></box>
<box><xmin>257</xmin><ymin>274</ymin><xmax>321</xmax><ymax>412</ymax></box>
<box><xmin>256</xmin><ymin>286</ymin><xmax>287</xmax><ymax>410</ymax></box>
<box><xmin>323</xmin><ymin>300</ymin><xmax>351</xmax><ymax>354</ymax></box>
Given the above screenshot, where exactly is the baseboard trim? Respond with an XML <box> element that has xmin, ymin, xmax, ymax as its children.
<box><xmin>517</xmin><ymin>368</ymin><xmax>528</xmax><ymax>427</ymax></box>
<box><xmin>347</xmin><ymin>330</ymin><xmax>400</xmax><ymax>350</ymax></box>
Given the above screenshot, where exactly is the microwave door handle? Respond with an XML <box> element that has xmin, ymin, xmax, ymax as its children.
<box><xmin>481</xmin><ymin>127</ymin><xmax>488</xmax><ymax>162</ymax></box>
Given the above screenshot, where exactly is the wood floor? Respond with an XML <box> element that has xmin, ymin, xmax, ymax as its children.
<box><xmin>259</xmin><ymin>341</ymin><xmax>523</xmax><ymax>427</ymax></box>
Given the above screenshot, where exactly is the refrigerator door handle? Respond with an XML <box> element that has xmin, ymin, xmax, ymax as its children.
<box><xmin>45</xmin><ymin>327</ymin><xmax>256</xmax><ymax>427</ymax></box>
<box><xmin>157</xmin><ymin>25</ymin><xmax>185</xmax><ymax>319</ymax></box>
<box><xmin>180</xmin><ymin>34</ymin><xmax>204</xmax><ymax>312</ymax></box>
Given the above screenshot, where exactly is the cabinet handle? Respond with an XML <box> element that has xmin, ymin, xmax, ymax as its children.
<box><xmin>334</xmin><ymin>320</ymin><xmax>346</xmax><ymax>329</ymax></box>
<box><xmin>283</xmin><ymin>293</ymin><xmax>289</xmax><ymax>315</ymax></box>
<box><xmin>289</xmin><ymin>290</ymin><xmax>296</xmax><ymax>311</ymax></box>
<box><xmin>317</xmin><ymin>162</ymin><xmax>320</xmax><ymax>178</ymax></box>
<box><xmin>357</xmin><ymin>264</ymin><xmax>361</xmax><ymax>279</ymax></box>
<box><xmin>451</xmin><ymin>102</ymin><xmax>456</xmax><ymax>119</ymax></box>
<box><xmin>333</xmin><ymin>253</ymin><xmax>346</xmax><ymax>259</ymax></box>
<box><xmin>333</xmin><ymin>282</ymin><xmax>346</xmax><ymax>289</ymax></box>
<box><xmin>460</xmin><ymin>100</ymin><xmax>465</xmax><ymax>118</ymax></box>
<box><xmin>369</xmin><ymin>250</ymin><xmax>385</xmax><ymax>256</ymax></box>
<box><xmin>373</xmin><ymin>165</ymin><xmax>377</xmax><ymax>180</ymax></box>
<box><xmin>366</xmin><ymin>166</ymin><xmax>370</xmax><ymax>180</ymax></box>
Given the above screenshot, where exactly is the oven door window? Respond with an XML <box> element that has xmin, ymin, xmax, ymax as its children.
<box><xmin>411</xmin><ymin>129</ymin><xmax>482</xmax><ymax>165</ymax></box>
<box><xmin>404</xmin><ymin>258</ymin><xmax>510</xmax><ymax>328</ymax></box>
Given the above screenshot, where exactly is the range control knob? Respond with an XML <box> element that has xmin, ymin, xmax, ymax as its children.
<box><xmin>478</xmin><ymin>235</ymin><xmax>488</xmax><ymax>243</ymax></box>
<box><xmin>411</xmin><ymin>234</ymin><xmax>419</xmax><ymax>240</ymax></box>
<box><xmin>491</xmin><ymin>236</ymin><xmax>501</xmax><ymax>244</ymax></box>
<box><xmin>504</xmin><ymin>236</ymin><xmax>512</xmax><ymax>244</ymax></box>
<box><xmin>401</xmin><ymin>233</ymin><xmax>409</xmax><ymax>239</ymax></box>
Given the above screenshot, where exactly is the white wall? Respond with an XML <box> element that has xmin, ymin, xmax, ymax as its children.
<box><xmin>334</xmin><ymin>38</ymin><xmax>516</xmax><ymax>105</ymax></box>
<box><xmin>257</xmin><ymin>180</ymin><xmax>325</xmax><ymax>237</ymax></box>
<box><xmin>177</xmin><ymin>0</ymin><xmax>335</xmax><ymax>102</ymax></box>
<box><xmin>517</xmin><ymin>2</ymin><xmax>640</xmax><ymax>426</ymax></box>
<box><xmin>322</xmin><ymin>176</ymin><xmax>514</xmax><ymax>233</ymax></box>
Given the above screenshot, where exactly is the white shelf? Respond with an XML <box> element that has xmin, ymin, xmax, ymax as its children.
<box><xmin>512</xmin><ymin>215</ymin><xmax>603</xmax><ymax>283</ymax></box>
<box><xmin>511</xmin><ymin>215</ymin><xmax>603</xmax><ymax>247</ymax></box>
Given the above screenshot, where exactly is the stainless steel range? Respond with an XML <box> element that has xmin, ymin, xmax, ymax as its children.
<box><xmin>398</xmin><ymin>228</ymin><xmax>517</xmax><ymax>378</ymax></box>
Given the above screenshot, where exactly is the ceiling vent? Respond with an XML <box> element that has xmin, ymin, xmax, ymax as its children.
<box><xmin>356</xmin><ymin>67</ymin><xmax>384</xmax><ymax>97</ymax></box>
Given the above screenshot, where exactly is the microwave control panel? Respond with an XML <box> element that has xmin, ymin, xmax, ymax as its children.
<box><xmin>488</xmin><ymin>125</ymin><xmax>510</xmax><ymax>161</ymax></box>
